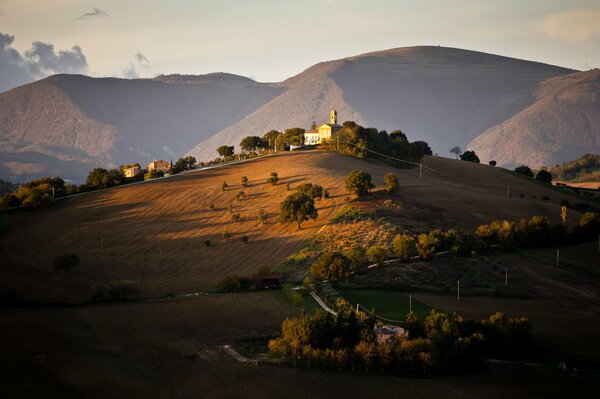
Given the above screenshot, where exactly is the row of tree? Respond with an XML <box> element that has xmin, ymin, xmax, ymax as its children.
<box><xmin>268</xmin><ymin>308</ymin><xmax>532</xmax><ymax>376</ymax></box>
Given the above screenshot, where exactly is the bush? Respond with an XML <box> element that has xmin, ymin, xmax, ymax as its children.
<box><xmin>241</xmin><ymin>176</ymin><xmax>249</xmax><ymax>187</ymax></box>
<box><xmin>384</xmin><ymin>172</ymin><xmax>400</xmax><ymax>193</ymax></box>
<box><xmin>241</xmin><ymin>235</ymin><xmax>249</xmax><ymax>243</ymax></box>
<box><xmin>204</xmin><ymin>239</ymin><xmax>211</xmax><ymax>247</ymax></box>
<box><xmin>267</xmin><ymin>172</ymin><xmax>280</xmax><ymax>185</ymax></box>
<box><xmin>222</xmin><ymin>229</ymin><xmax>231</xmax><ymax>239</ymax></box>
<box><xmin>534</xmin><ymin>170</ymin><xmax>552</xmax><ymax>184</ymax></box>
<box><xmin>488</xmin><ymin>160</ymin><xmax>497</xmax><ymax>166</ymax></box>
<box><xmin>53</xmin><ymin>253</ymin><xmax>80</xmax><ymax>273</ymax></box>
<box><xmin>221</xmin><ymin>181</ymin><xmax>228</xmax><ymax>191</ymax></box>
<box><xmin>232</xmin><ymin>213</ymin><xmax>241</xmax><ymax>222</ymax></box>
<box><xmin>216</xmin><ymin>275</ymin><xmax>241</xmax><ymax>292</ymax></box>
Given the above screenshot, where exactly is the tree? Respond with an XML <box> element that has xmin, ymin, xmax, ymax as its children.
<box><xmin>410</xmin><ymin>141</ymin><xmax>433</xmax><ymax>157</ymax></box>
<box><xmin>53</xmin><ymin>253</ymin><xmax>80</xmax><ymax>273</ymax></box>
<box><xmin>267</xmin><ymin>172</ymin><xmax>279</xmax><ymax>185</ymax></box>
<box><xmin>347</xmin><ymin>244</ymin><xmax>368</xmax><ymax>272</ymax></box>
<box><xmin>450</xmin><ymin>146</ymin><xmax>461</xmax><ymax>159</ymax></box>
<box><xmin>240</xmin><ymin>136</ymin><xmax>266</xmax><ymax>153</ymax></box>
<box><xmin>367</xmin><ymin>245</ymin><xmax>387</xmax><ymax>266</ymax></box>
<box><xmin>384</xmin><ymin>172</ymin><xmax>399</xmax><ymax>193</ymax></box>
<box><xmin>263</xmin><ymin>130</ymin><xmax>281</xmax><ymax>151</ymax></box>
<box><xmin>460</xmin><ymin>150</ymin><xmax>480</xmax><ymax>163</ymax></box>
<box><xmin>173</xmin><ymin>156</ymin><xmax>197</xmax><ymax>173</ymax></box>
<box><xmin>514</xmin><ymin>165</ymin><xmax>534</xmax><ymax>178</ymax></box>
<box><xmin>278</xmin><ymin>193</ymin><xmax>318</xmax><ymax>229</ymax></box>
<box><xmin>296</xmin><ymin>183</ymin><xmax>323</xmax><ymax>200</ymax></box>
<box><xmin>392</xmin><ymin>233</ymin><xmax>417</xmax><ymax>261</ymax></box>
<box><xmin>488</xmin><ymin>160</ymin><xmax>497</xmax><ymax>166</ymax></box>
<box><xmin>354</xmin><ymin>341</ymin><xmax>376</xmax><ymax>372</ymax></box>
<box><xmin>345</xmin><ymin>170</ymin><xmax>375</xmax><ymax>197</ymax></box>
<box><xmin>310</xmin><ymin>252</ymin><xmax>351</xmax><ymax>281</ymax></box>
<box><xmin>221</xmin><ymin>181</ymin><xmax>228</xmax><ymax>191</ymax></box>
<box><xmin>283</xmin><ymin>128</ymin><xmax>306</xmax><ymax>147</ymax></box>
<box><xmin>241</xmin><ymin>176</ymin><xmax>248</xmax><ymax>187</ymax></box>
<box><xmin>534</xmin><ymin>169</ymin><xmax>552</xmax><ymax>184</ymax></box>
<box><xmin>416</xmin><ymin>233</ymin><xmax>439</xmax><ymax>259</ymax></box>
<box><xmin>217</xmin><ymin>145</ymin><xmax>234</xmax><ymax>159</ymax></box>
<box><xmin>86</xmin><ymin>168</ymin><xmax>124</xmax><ymax>189</ymax></box>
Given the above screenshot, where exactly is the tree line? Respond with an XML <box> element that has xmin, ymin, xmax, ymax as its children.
<box><xmin>268</xmin><ymin>307</ymin><xmax>532</xmax><ymax>376</ymax></box>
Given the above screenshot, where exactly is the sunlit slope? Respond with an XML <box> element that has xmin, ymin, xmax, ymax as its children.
<box><xmin>0</xmin><ymin>151</ymin><xmax>586</xmax><ymax>302</ymax></box>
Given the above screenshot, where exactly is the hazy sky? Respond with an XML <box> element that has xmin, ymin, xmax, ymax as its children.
<box><xmin>1</xmin><ymin>0</ymin><xmax>599</xmax><ymax>90</ymax></box>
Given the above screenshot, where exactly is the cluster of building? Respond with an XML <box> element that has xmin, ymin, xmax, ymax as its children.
<box><xmin>121</xmin><ymin>160</ymin><xmax>172</xmax><ymax>178</ymax></box>
<box><xmin>303</xmin><ymin>110</ymin><xmax>343</xmax><ymax>145</ymax></box>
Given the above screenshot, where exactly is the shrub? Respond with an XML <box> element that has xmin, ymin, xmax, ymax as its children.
<box><xmin>53</xmin><ymin>253</ymin><xmax>80</xmax><ymax>273</ymax></box>
<box><xmin>222</xmin><ymin>229</ymin><xmax>230</xmax><ymax>239</ymax></box>
<box><xmin>267</xmin><ymin>172</ymin><xmax>279</xmax><ymax>185</ymax></box>
<box><xmin>416</xmin><ymin>233</ymin><xmax>439</xmax><ymax>259</ymax></box>
<box><xmin>257</xmin><ymin>209</ymin><xmax>266</xmax><ymax>223</ymax></box>
<box><xmin>241</xmin><ymin>235</ymin><xmax>249</xmax><ymax>243</ymax></box>
<box><xmin>232</xmin><ymin>213</ymin><xmax>240</xmax><ymax>222</ymax></box>
<box><xmin>237</xmin><ymin>191</ymin><xmax>246</xmax><ymax>201</ymax></box>
<box><xmin>384</xmin><ymin>172</ymin><xmax>400</xmax><ymax>193</ymax></box>
<box><xmin>241</xmin><ymin>176</ymin><xmax>249</xmax><ymax>187</ymax></box>
<box><xmin>216</xmin><ymin>275</ymin><xmax>241</xmax><ymax>292</ymax></box>
<box><xmin>323</xmin><ymin>190</ymin><xmax>330</xmax><ymax>199</ymax></box>
<box><xmin>534</xmin><ymin>170</ymin><xmax>552</xmax><ymax>184</ymax></box>
<box><xmin>221</xmin><ymin>181</ymin><xmax>228</xmax><ymax>191</ymax></box>
<box><xmin>209</xmin><ymin>203</ymin><xmax>215</xmax><ymax>211</ymax></box>
<box><xmin>489</xmin><ymin>160</ymin><xmax>497</xmax><ymax>166</ymax></box>
<box><xmin>204</xmin><ymin>239</ymin><xmax>211</xmax><ymax>247</ymax></box>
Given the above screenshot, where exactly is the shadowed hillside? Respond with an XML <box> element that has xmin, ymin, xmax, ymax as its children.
<box><xmin>468</xmin><ymin>69</ymin><xmax>600</xmax><ymax>168</ymax></box>
<box><xmin>0</xmin><ymin>150</ymin><xmax>588</xmax><ymax>304</ymax></box>
<box><xmin>0</xmin><ymin>73</ymin><xmax>282</xmax><ymax>182</ymax></box>
<box><xmin>189</xmin><ymin>46</ymin><xmax>572</xmax><ymax>160</ymax></box>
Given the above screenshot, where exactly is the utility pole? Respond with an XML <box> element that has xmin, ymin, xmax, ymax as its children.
<box><xmin>419</xmin><ymin>164</ymin><xmax>422</xmax><ymax>181</ymax></box>
<box><xmin>507</xmin><ymin>184</ymin><xmax>510</xmax><ymax>199</ymax></box>
<box><xmin>457</xmin><ymin>280</ymin><xmax>460</xmax><ymax>301</ymax></box>
<box><xmin>556</xmin><ymin>249</ymin><xmax>560</xmax><ymax>267</ymax></box>
<box><xmin>505</xmin><ymin>268</ymin><xmax>508</xmax><ymax>286</ymax></box>
<box><xmin>356</xmin><ymin>303</ymin><xmax>359</xmax><ymax>313</ymax></box>
<box><xmin>409</xmin><ymin>294</ymin><xmax>412</xmax><ymax>313</ymax></box>
<box><xmin>336</xmin><ymin>137</ymin><xmax>340</xmax><ymax>152</ymax></box>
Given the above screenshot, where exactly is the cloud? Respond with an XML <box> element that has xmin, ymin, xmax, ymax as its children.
<box><xmin>78</xmin><ymin>7</ymin><xmax>109</xmax><ymax>20</ymax></box>
<box><xmin>539</xmin><ymin>8</ymin><xmax>600</xmax><ymax>43</ymax></box>
<box><xmin>0</xmin><ymin>32</ymin><xmax>88</xmax><ymax>93</ymax></box>
<box><xmin>123</xmin><ymin>51</ymin><xmax>150</xmax><ymax>79</ymax></box>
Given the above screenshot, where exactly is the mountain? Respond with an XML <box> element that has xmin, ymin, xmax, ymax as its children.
<box><xmin>0</xmin><ymin>73</ymin><xmax>282</xmax><ymax>182</ymax></box>
<box><xmin>0</xmin><ymin>46</ymin><xmax>583</xmax><ymax>182</ymax></box>
<box><xmin>187</xmin><ymin>46</ymin><xmax>573</xmax><ymax>160</ymax></box>
<box><xmin>467</xmin><ymin>69</ymin><xmax>600</xmax><ymax>168</ymax></box>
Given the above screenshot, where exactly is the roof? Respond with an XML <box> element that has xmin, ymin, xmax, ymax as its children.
<box><xmin>374</xmin><ymin>325</ymin><xmax>405</xmax><ymax>335</ymax></box>
<box><xmin>305</xmin><ymin>129</ymin><xmax>318</xmax><ymax>134</ymax></box>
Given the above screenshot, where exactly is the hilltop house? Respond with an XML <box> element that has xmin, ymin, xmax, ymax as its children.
<box><xmin>304</xmin><ymin>110</ymin><xmax>343</xmax><ymax>145</ymax></box>
<box><xmin>374</xmin><ymin>324</ymin><xmax>409</xmax><ymax>344</ymax></box>
<box><xmin>147</xmin><ymin>160</ymin><xmax>171</xmax><ymax>173</ymax></box>
<box><xmin>122</xmin><ymin>164</ymin><xmax>141</xmax><ymax>178</ymax></box>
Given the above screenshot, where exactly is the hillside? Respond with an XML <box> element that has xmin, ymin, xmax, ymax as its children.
<box><xmin>0</xmin><ymin>150</ymin><xmax>588</xmax><ymax>303</ymax></box>
<box><xmin>188</xmin><ymin>46</ymin><xmax>572</xmax><ymax>160</ymax></box>
<box><xmin>468</xmin><ymin>69</ymin><xmax>600</xmax><ymax>168</ymax></box>
<box><xmin>0</xmin><ymin>73</ymin><xmax>282</xmax><ymax>182</ymax></box>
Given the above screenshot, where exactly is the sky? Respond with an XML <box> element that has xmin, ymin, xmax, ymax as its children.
<box><xmin>1</xmin><ymin>0</ymin><xmax>600</xmax><ymax>92</ymax></box>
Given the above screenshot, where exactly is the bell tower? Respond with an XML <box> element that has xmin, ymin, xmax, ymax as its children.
<box><xmin>330</xmin><ymin>110</ymin><xmax>337</xmax><ymax>125</ymax></box>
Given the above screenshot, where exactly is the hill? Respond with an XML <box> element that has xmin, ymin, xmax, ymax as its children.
<box><xmin>188</xmin><ymin>46</ymin><xmax>572</xmax><ymax>160</ymax></box>
<box><xmin>0</xmin><ymin>73</ymin><xmax>282</xmax><ymax>182</ymax></box>
<box><xmin>0</xmin><ymin>150</ymin><xmax>589</xmax><ymax>303</ymax></box>
<box><xmin>468</xmin><ymin>69</ymin><xmax>600</xmax><ymax>168</ymax></box>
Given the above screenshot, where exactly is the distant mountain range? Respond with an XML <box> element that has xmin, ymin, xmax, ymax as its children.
<box><xmin>1</xmin><ymin>45</ymin><xmax>598</xmax><ymax>182</ymax></box>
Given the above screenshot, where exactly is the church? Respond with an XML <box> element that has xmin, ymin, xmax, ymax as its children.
<box><xmin>304</xmin><ymin>110</ymin><xmax>343</xmax><ymax>145</ymax></box>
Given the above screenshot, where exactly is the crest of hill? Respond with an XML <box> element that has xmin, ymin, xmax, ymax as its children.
<box><xmin>1</xmin><ymin>150</ymin><xmax>588</xmax><ymax>303</ymax></box>
<box><xmin>188</xmin><ymin>46</ymin><xmax>572</xmax><ymax>160</ymax></box>
<box><xmin>468</xmin><ymin>69</ymin><xmax>600</xmax><ymax>168</ymax></box>
<box><xmin>0</xmin><ymin>73</ymin><xmax>283</xmax><ymax>182</ymax></box>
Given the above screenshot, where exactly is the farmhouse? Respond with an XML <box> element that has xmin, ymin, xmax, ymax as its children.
<box><xmin>123</xmin><ymin>165</ymin><xmax>141</xmax><ymax>178</ymax></box>
<box><xmin>304</xmin><ymin>110</ymin><xmax>343</xmax><ymax>145</ymax></box>
<box><xmin>147</xmin><ymin>160</ymin><xmax>171</xmax><ymax>173</ymax></box>
<box><xmin>374</xmin><ymin>324</ymin><xmax>409</xmax><ymax>344</ymax></box>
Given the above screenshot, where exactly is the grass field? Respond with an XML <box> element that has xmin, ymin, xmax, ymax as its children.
<box><xmin>338</xmin><ymin>289</ymin><xmax>432</xmax><ymax>321</ymax></box>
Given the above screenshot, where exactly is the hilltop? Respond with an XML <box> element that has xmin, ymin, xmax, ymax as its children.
<box><xmin>0</xmin><ymin>150</ymin><xmax>588</xmax><ymax>303</ymax></box>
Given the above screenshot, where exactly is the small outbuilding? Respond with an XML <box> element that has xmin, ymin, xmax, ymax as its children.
<box><xmin>374</xmin><ymin>324</ymin><xmax>409</xmax><ymax>344</ymax></box>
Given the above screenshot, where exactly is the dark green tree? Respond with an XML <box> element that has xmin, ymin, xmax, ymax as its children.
<box><xmin>345</xmin><ymin>170</ymin><xmax>374</xmax><ymax>197</ymax></box>
<box><xmin>514</xmin><ymin>165</ymin><xmax>534</xmax><ymax>177</ymax></box>
<box><xmin>450</xmin><ymin>146</ymin><xmax>461</xmax><ymax>159</ymax></box>
<box><xmin>278</xmin><ymin>193</ymin><xmax>318</xmax><ymax>229</ymax></box>
<box><xmin>53</xmin><ymin>253</ymin><xmax>80</xmax><ymax>273</ymax></box>
<box><xmin>460</xmin><ymin>150</ymin><xmax>480</xmax><ymax>163</ymax></box>
<box><xmin>534</xmin><ymin>169</ymin><xmax>552</xmax><ymax>183</ymax></box>
<box><xmin>217</xmin><ymin>145</ymin><xmax>235</xmax><ymax>158</ymax></box>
